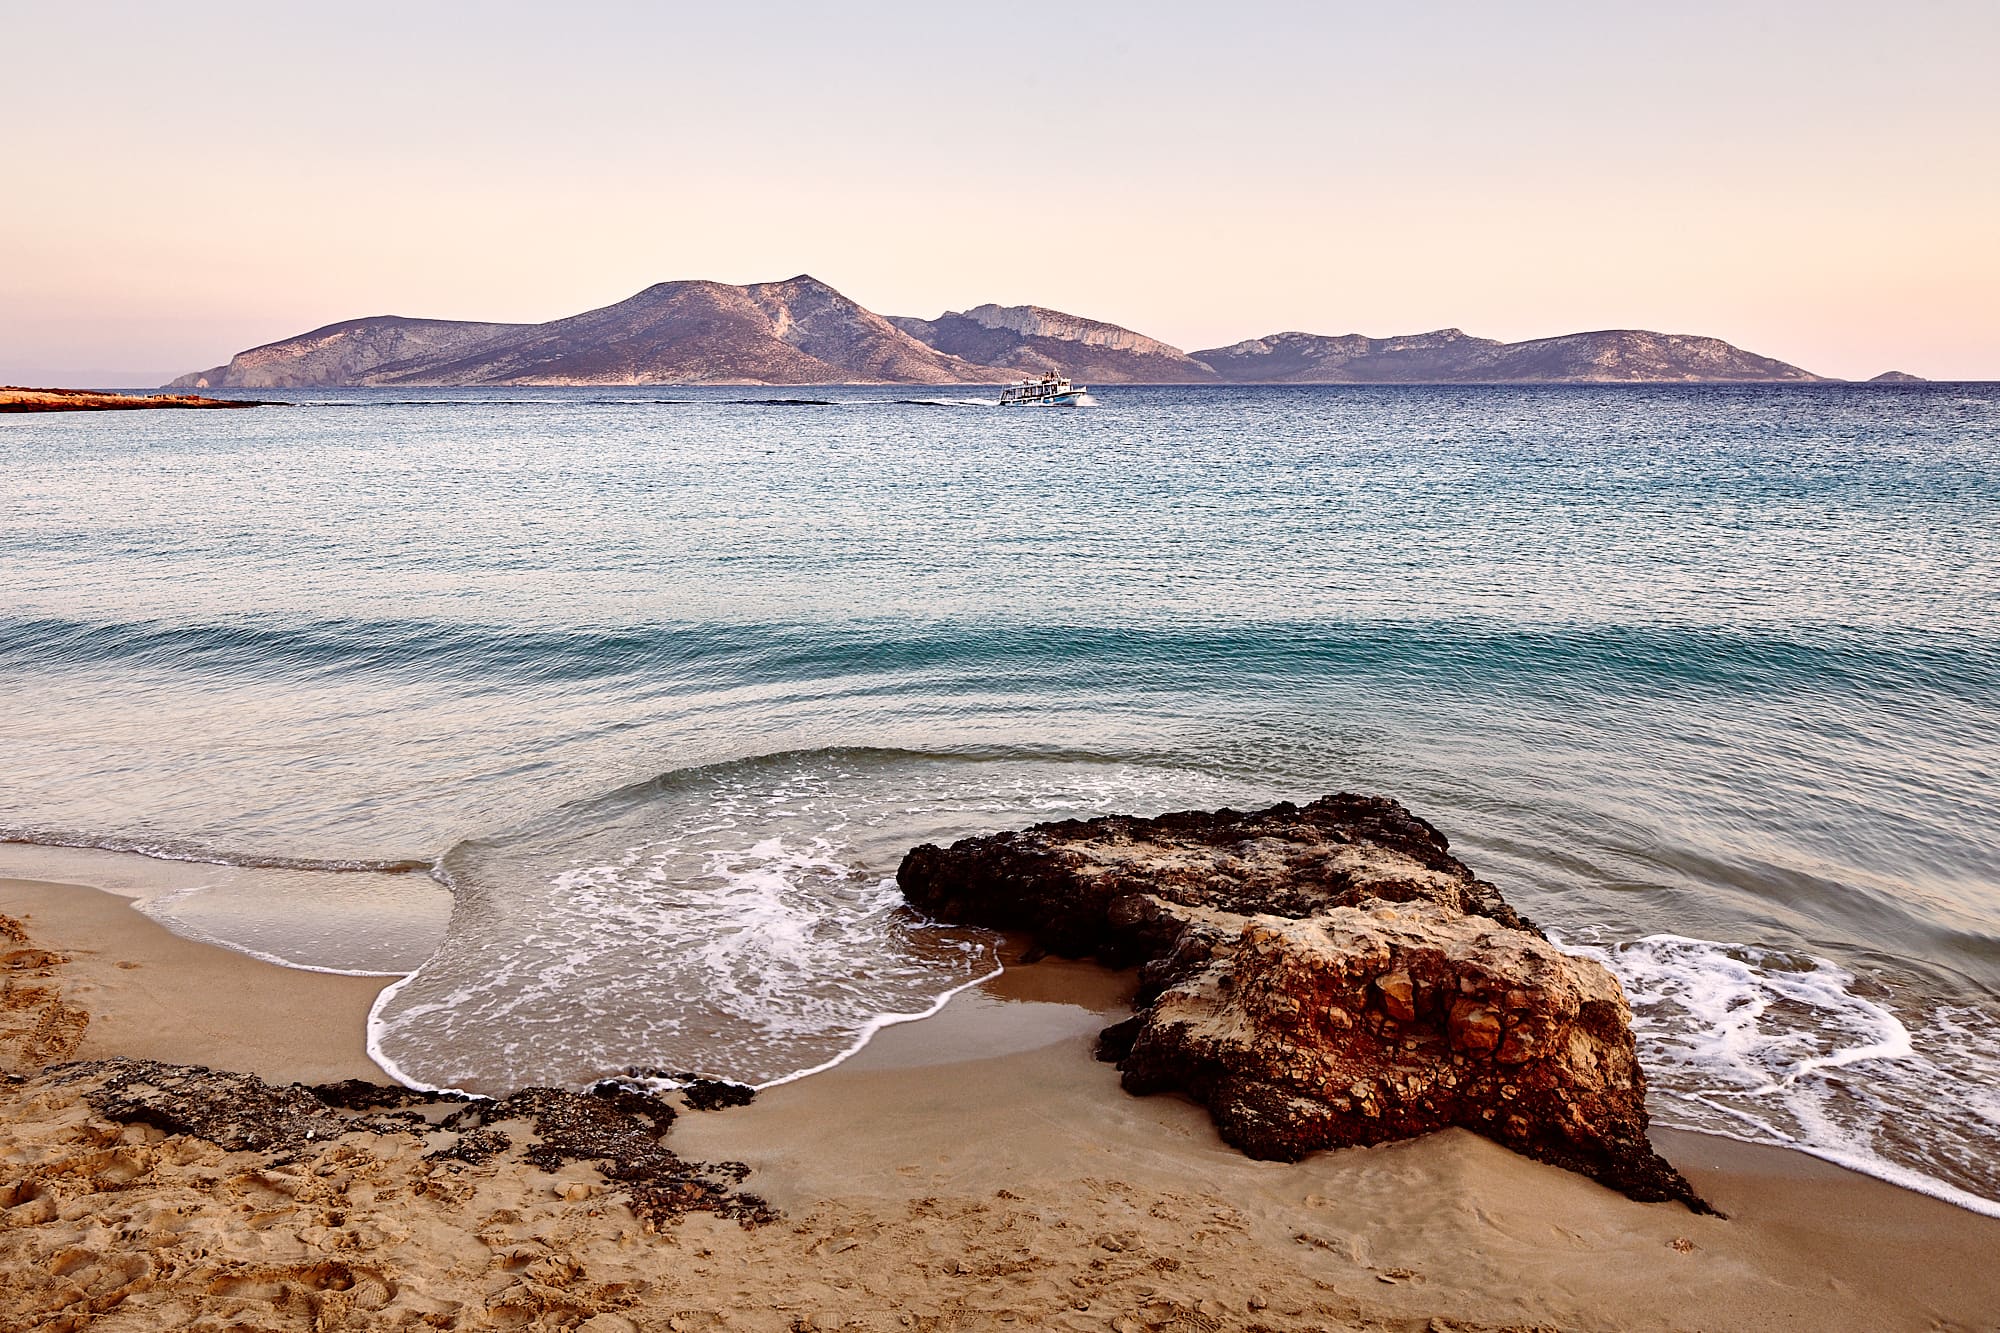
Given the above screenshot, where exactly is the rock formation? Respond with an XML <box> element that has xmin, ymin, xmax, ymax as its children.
<box><xmin>899</xmin><ymin>794</ymin><xmax>1708</xmax><ymax>1211</ymax></box>
<box><xmin>1867</xmin><ymin>370</ymin><xmax>1927</xmax><ymax>383</ymax></box>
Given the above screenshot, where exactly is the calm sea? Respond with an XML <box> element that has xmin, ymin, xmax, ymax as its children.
<box><xmin>2</xmin><ymin>383</ymin><xmax>1995</xmax><ymax>1212</ymax></box>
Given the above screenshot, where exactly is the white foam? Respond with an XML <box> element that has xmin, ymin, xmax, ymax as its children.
<box><xmin>366</xmin><ymin>751</ymin><xmax>1264</xmax><ymax>1096</ymax></box>
<box><xmin>1563</xmin><ymin>931</ymin><xmax>2000</xmax><ymax>1218</ymax></box>
<box><xmin>366</xmin><ymin>963</ymin><xmax>475</xmax><ymax>1096</ymax></box>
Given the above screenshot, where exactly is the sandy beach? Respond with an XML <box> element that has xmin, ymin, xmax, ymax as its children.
<box><xmin>3</xmin><ymin>870</ymin><xmax>1997</xmax><ymax>1332</ymax></box>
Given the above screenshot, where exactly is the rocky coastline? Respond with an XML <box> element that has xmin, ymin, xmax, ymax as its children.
<box><xmin>900</xmin><ymin>793</ymin><xmax>1709</xmax><ymax>1211</ymax></box>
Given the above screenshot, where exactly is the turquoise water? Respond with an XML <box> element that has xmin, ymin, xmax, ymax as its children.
<box><xmin>2</xmin><ymin>384</ymin><xmax>1996</xmax><ymax>1210</ymax></box>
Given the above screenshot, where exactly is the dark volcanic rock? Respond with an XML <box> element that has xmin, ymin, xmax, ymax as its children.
<box><xmin>77</xmin><ymin>1059</ymin><xmax>381</xmax><ymax>1153</ymax></box>
<box><xmin>47</xmin><ymin>1058</ymin><xmax>774</xmax><ymax>1227</ymax></box>
<box><xmin>601</xmin><ymin>1067</ymin><xmax>760</xmax><ymax>1111</ymax></box>
<box><xmin>899</xmin><ymin>794</ymin><xmax>1708</xmax><ymax>1212</ymax></box>
<box><xmin>901</xmin><ymin>794</ymin><xmax>1533</xmax><ymax>973</ymax></box>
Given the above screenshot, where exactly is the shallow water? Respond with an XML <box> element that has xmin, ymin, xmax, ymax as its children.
<box><xmin>1</xmin><ymin>383</ymin><xmax>1995</xmax><ymax>1210</ymax></box>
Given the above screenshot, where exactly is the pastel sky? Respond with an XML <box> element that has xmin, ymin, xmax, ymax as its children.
<box><xmin>6</xmin><ymin>1</ymin><xmax>1997</xmax><ymax>383</ymax></box>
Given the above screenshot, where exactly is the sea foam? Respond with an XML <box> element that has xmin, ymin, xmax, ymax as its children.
<box><xmin>1569</xmin><ymin>931</ymin><xmax>2000</xmax><ymax>1217</ymax></box>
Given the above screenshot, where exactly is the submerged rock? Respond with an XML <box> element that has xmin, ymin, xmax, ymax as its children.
<box><xmin>899</xmin><ymin>794</ymin><xmax>1708</xmax><ymax>1211</ymax></box>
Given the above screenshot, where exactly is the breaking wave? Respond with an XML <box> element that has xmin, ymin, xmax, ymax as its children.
<box><xmin>365</xmin><ymin>746</ymin><xmax>1265</xmax><ymax>1095</ymax></box>
<box><xmin>1571</xmin><ymin>932</ymin><xmax>2000</xmax><ymax>1217</ymax></box>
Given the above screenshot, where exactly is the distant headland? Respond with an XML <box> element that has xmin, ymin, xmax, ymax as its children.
<box><xmin>2</xmin><ymin>386</ymin><xmax>268</xmax><ymax>413</ymax></box>
<box><xmin>169</xmin><ymin>275</ymin><xmax>1840</xmax><ymax>390</ymax></box>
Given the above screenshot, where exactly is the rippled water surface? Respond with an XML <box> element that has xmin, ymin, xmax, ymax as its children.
<box><xmin>2</xmin><ymin>384</ymin><xmax>1995</xmax><ymax>1210</ymax></box>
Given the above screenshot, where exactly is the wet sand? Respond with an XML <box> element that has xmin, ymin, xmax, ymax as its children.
<box><xmin>4</xmin><ymin>871</ymin><xmax>1998</xmax><ymax>1331</ymax></box>
<box><xmin>0</xmin><ymin>877</ymin><xmax>393</xmax><ymax>1084</ymax></box>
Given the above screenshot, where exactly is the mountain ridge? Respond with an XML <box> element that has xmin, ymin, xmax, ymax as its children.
<box><xmin>889</xmin><ymin>304</ymin><xmax>1220</xmax><ymax>384</ymax></box>
<box><xmin>1189</xmin><ymin>327</ymin><xmax>1824</xmax><ymax>384</ymax></box>
<box><xmin>170</xmin><ymin>276</ymin><xmax>1830</xmax><ymax>388</ymax></box>
<box><xmin>171</xmin><ymin>277</ymin><xmax>997</xmax><ymax>389</ymax></box>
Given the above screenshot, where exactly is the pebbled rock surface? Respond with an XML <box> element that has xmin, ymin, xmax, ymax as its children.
<box><xmin>900</xmin><ymin>794</ymin><xmax>1708</xmax><ymax>1211</ymax></box>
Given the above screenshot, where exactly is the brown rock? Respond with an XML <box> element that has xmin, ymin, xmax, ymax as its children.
<box><xmin>1375</xmin><ymin>969</ymin><xmax>1417</xmax><ymax>1022</ymax></box>
<box><xmin>898</xmin><ymin>795</ymin><xmax>1708</xmax><ymax>1211</ymax></box>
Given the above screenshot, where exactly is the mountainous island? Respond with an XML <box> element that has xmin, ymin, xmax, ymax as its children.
<box><xmin>170</xmin><ymin>275</ymin><xmax>1831</xmax><ymax>389</ymax></box>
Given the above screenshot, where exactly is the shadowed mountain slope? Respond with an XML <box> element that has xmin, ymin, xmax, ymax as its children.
<box><xmin>891</xmin><ymin>304</ymin><xmax>1219</xmax><ymax>383</ymax></box>
<box><xmin>170</xmin><ymin>317</ymin><xmax>533</xmax><ymax>390</ymax></box>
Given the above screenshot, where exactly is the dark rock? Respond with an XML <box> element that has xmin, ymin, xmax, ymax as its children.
<box><xmin>426</xmin><ymin>1127</ymin><xmax>512</xmax><ymax>1165</ymax></box>
<box><xmin>45</xmin><ymin>1058</ymin><xmax>774</xmax><ymax>1226</ymax></box>
<box><xmin>902</xmin><ymin>794</ymin><xmax>1534</xmax><ymax>968</ymax></box>
<box><xmin>74</xmin><ymin>1059</ymin><xmax>386</xmax><ymax>1154</ymax></box>
<box><xmin>680</xmin><ymin>1078</ymin><xmax>758</xmax><ymax>1111</ymax></box>
<box><xmin>598</xmin><ymin>1068</ymin><xmax>759</xmax><ymax>1111</ymax></box>
<box><xmin>310</xmin><ymin>1078</ymin><xmax>472</xmax><ymax>1112</ymax></box>
<box><xmin>898</xmin><ymin>794</ymin><xmax>1710</xmax><ymax>1212</ymax></box>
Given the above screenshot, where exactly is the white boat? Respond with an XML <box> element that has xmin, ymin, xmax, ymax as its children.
<box><xmin>998</xmin><ymin>372</ymin><xmax>1088</xmax><ymax>407</ymax></box>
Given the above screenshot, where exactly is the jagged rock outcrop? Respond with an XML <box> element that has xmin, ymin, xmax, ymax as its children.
<box><xmin>899</xmin><ymin>794</ymin><xmax>1708</xmax><ymax>1211</ymax></box>
<box><xmin>891</xmin><ymin>304</ymin><xmax>1220</xmax><ymax>383</ymax></box>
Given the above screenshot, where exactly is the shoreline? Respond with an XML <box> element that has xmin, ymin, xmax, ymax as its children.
<box><xmin>4</xmin><ymin>871</ymin><xmax>2000</xmax><ymax>1328</ymax></box>
<box><xmin>0</xmin><ymin>876</ymin><xmax>395</xmax><ymax>1084</ymax></box>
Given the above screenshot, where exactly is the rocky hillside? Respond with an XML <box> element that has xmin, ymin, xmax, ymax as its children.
<box><xmin>1190</xmin><ymin>329</ymin><xmax>1504</xmax><ymax>383</ymax></box>
<box><xmin>891</xmin><ymin>304</ymin><xmax>1219</xmax><ymax>383</ymax></box>
<box><xmin>1193</xmin><ymin>328</ymin><xmax>1823</xmax><ymax>383</ymax></box>
<box><xmin>172</xmin><ymin>278</ymin><xmax>999</xmax><ymax>388</ymax></box>
<box><xmin>170</xmin><ymin>317</ymin><xmax>533</xmax><ymax>390</ymax></box>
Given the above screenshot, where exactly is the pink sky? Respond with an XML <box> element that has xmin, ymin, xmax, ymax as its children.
<box><xmin>6</xmin><ymin>2</ymin><xmax>1996</xmax><ymax>383</ymax></box>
